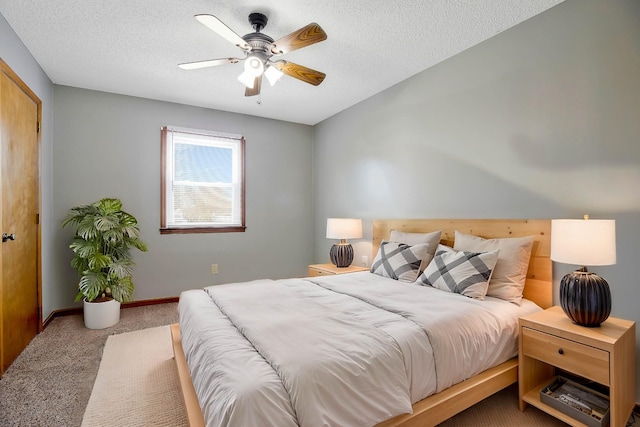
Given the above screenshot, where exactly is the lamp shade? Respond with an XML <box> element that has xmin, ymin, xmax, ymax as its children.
<box><xmin>326</xmin><ymin>218</ymin><xmax>363</xmax><ymax>240</ymax></box>
<box><xmin>551</xmin><ymin>218</ymin><xmax>616</xmax><ymax>266</ymax></box>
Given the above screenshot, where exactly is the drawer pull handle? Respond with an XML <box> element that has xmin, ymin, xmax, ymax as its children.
<box><xmin>558</xmin><ymin>348</ymin><xmax>564</xmax><ymax>355</ymax></box>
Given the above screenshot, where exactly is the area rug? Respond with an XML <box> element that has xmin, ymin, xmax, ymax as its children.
<box><xmin>81</xmin><ymin>325</ymin><xmax>188</xmax><ymax>427</ymax></box>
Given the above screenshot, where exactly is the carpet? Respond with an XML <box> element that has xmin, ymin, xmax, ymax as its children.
<box><xmin>81</xmin><ymin>325</ymin><xmax>188</xmax><ymax>427</ymax></box>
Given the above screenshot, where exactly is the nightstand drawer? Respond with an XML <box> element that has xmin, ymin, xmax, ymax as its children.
<box><xmin>307</xmin><ymin>267</ymin><xmax>335</xmax><ymax>277</ymax></box>
<box><xmin>308</xmin><ymin>264</ymin><xmax>370</xmax><ymax>277</ymax></box>
<box><xmin>522</xmin><ymin>327</ymin><xmax>609</xmax><ymax>385</ymax></box>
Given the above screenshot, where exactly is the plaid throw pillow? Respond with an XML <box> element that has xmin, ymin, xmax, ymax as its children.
<box><xmin>417</xmin><ymin>245</ymin><xmax>499</xmax><ymax>299</ymax></box>
<box><xmin>370</xmin><ymin>241</ymin><xmax>430</xmax><ymax>282</ymax></box>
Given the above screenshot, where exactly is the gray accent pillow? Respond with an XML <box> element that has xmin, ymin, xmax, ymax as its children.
<box><xmin>417</xmin><ymin>245</ymin><xmax>499</xmax><ymax>299</ymax></box>
<box><xmin>370</xmin><ymin>241</ymin><xmax>431</xmax><ymax>282</ymax></box>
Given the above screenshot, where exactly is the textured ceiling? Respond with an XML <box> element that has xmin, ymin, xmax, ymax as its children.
<box><xmin>0</xmin><ymin>0</ymin><xmax>564</xmax><ymax>125</ymax></box>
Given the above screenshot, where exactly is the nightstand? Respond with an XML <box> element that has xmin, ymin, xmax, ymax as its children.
<box><xmin>307</xmin><ymin>263</ymin><xmax>369</xmax><ymax>277</ymax></box>
<box><xmin>519</xmin><ymin>306</ymin><xmax>635</xmax><ymax>427</ymax></box>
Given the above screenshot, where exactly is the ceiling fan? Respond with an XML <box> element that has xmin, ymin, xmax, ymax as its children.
<box><xmin>179</xmin><ymin>12</ymin><xmax>327</xmax><ymax>97</ymax></box>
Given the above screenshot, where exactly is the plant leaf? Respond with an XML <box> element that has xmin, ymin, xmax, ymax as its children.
<box><xmin>62</xmin><ymin>204</ymin><xmax>96</xmax><ymax>229</ymax></box>
<box><xmin>77</xmin><ymin>215</ymin><xmax>99</xmax><ymax>240</ymax></box>
<box><xmin>110</xmin><ymin>276</ymin><xmax>134</xmax><ymax>303</ymax></box>
<box><xmin>94</xmin><ymin>214</ymin><xmax>119</xmax><ymax>232</ymax></box>
<box><xmin>98</xmin><ymin>198</ymin><xmax>123</xmax><ymax>215</ymax></box>
<box><xmin>69</xmin><ymin>238</ymin><xmax>96</xmax><ymax>259</ymax></box>
<box><xmin>74</xmin><ymin>290</ymin><xmax>85</xmax><ymax>302</ymax></box>
<box><xmin>78</xmin><ymin>271</ymin><xmax>108</xmax><ymax>302</ymax></box>
<box><xmin>130</xmin><ymin>239</ymin><xmax>148</xmax><ymax>252</ymax></box>
<box><xmin>108</xmin><ymin>258</ymin><xmax>133</xmax><ymax>279</ymax></box>
<box><xmin>71</xmin><ymin>256</ymin><xmax>90</xmax><ymax>275</ymax></box>
<box><xmin>88</xmin><ymin>252</ymin><xmax>111</xmax><ymax>271</ymax></box>
<box><xmin>103</xmin><ymin>228</ymin><xmax>124</xmax><ymax>246</ymax></box>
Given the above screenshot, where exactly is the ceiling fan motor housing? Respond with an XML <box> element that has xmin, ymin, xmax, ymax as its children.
<box><xmin>243</xmin><ymin>32</ymin><xmax>274</xmax><ymax>52</ymax></box>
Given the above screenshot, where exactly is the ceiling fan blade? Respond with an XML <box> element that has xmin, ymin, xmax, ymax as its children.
<box><xmin>195</xmin><ymin>14</ymin><xmax>251</xmax><ymax>51</ymax></box>
<box><xmin>178</xmin><ymin>58</ymin><xmax>240</xmax><ymax>70</ymax></box>
<box><xmin>275</xmin><ymin>61</ymin><xmax>326</xmax><ymax>86</ymax></box>
<box><xmin>245</xmin><ymin>76</ymin><xmax>262</xmax><ymax>97</ymax></box>
<box><xmin>270</xmin><ymin>23</ymin><xmax>327</xmax><ymax>55</ymax></box>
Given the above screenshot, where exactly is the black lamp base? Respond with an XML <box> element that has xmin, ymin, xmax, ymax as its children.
<box><xmin>559</xmin><ymin>269</ymin><xmax>611</xmax><ymax>327</ymax></box>
<box><xmin>330</xmin><ymin>243</ymin><xmax>354</xmax><ymax>268</ymax></box>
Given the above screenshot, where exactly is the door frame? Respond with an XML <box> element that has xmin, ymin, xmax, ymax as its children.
<box><xmin>0</xmin><ymin>57</ymin><xmax>43</xmax><ymax>333</ymax></box>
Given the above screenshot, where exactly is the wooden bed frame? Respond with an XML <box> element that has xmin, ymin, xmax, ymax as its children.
<box><xmin>171</xmin><ymin>218</ymin><xmax>552</xmax><ymax>427</ymax></box>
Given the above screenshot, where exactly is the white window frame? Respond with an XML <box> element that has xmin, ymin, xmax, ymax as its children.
<box><xmin>160</xmin><ymin>126</ymin><xmax>246</xmax><ymax>234</ymax></box>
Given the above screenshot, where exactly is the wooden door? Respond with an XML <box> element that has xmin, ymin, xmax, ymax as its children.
<box><xmin>0</xmin><ymin>59</ymin><xmax>41</xmax><ymax>375</ymax></box>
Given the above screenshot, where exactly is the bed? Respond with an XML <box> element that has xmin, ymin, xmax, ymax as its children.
<box><xmin>171</xmin><ymin>219</ymin><xmax>552</xmax><ymax>427</ymax></box>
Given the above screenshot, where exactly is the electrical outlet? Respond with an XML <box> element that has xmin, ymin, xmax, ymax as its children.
<box><xmin>211</xmin><ymin>264</ymin><xmax>219</xmax><ymax>275</ymax></box>
<box><xmin>361</xmin><ymin>255</ymin><xmax>368</xmax><ymax>267</ymax></box>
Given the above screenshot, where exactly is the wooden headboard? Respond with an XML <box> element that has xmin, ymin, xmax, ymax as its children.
<box><xmin>372</xmin><ymin>219</ymin><xmax>552</xmax><ymax>309</ymax></box>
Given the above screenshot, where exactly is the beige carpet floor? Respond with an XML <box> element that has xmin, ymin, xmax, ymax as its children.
<box><xmin>0</xmin><ymin>303</ymin><xmax>180</xmax><ymax>427</ymax></box>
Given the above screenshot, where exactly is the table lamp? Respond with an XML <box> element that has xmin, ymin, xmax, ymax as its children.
<box><xmin>551</xmin><ymin>215</ymin><xmax>616</xmax><ymax>327</ymax></box>
<box><xmin>326</xmin><ymin>218</ymin><xmax>362</xmax><ymax>268</ymax></box>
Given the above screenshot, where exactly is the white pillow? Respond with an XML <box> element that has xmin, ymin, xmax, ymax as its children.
<box><xmin>390</xmin><ymin>229</ymin><xmax>442</xmax><ymax>246</ymax></box>
<box><xmin>453</xmin><ymin>231</ymin><xmax>534</xmax><ymax>305</ymax></box>
<box><xmin>389</xmin><ymin>229</ymin><xmax>441</xmax><ymax>271</ymax></box>
<box><xmin>416</xmin><ymin>245</ymin><xmax>499</xmax><ymax>299</ymax></box>
<box><xmin>370</xmin><ymin>241</ymin><xmax>431</xmax><ymax>282</ymax></box>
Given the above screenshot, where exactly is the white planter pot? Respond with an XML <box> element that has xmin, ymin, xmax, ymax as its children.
<box><xmin>83</xmin><ymin>298</ymin><xmax>121</xmax><ymax>329</ymax></box>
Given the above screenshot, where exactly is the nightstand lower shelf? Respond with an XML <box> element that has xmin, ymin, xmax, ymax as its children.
<box><xmin>522</xmin><ymin>378</ymin><xmax>590</xmax><ymax>427</ymax></box>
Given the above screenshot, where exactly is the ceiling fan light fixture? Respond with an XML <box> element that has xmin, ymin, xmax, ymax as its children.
<box><xmin>264</xmin><ymin>65</ymin><xmax>284</xmax><ymax>87</ymax></box>
<box><xmin>237</xmin><ymin>70</ymin><xmax>255</xmax><ymax>88</ymax></box>
<box><xmin>244</xmin><ymin>56</ymin><xmax>264</xmax><ymax>77</ymax></box>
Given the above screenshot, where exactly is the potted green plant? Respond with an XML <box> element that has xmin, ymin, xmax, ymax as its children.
<box><xmin>62</xmin><ymin>198</ymin><xmax>148</xmax><ymax>329</ymax></box>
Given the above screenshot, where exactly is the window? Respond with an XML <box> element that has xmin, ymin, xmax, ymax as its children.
<box><xmin>161</xmin><ymin>126</ymin><xmax>245</xmax><ymax>234</ymax></box>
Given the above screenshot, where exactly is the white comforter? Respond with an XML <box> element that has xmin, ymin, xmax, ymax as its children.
<box><xmin>178</xmin><ymin>272</ymin><xmax>540</xmax><ymax>427</ymax></box>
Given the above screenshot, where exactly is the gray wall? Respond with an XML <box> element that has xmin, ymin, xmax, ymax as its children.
<box><xmin>313</xmin><ymin>0</ymin><xmax>640</xmax><ymax>402</ymax></box>
<box><xmin>53</xmin><ymin>86</ymin><xmax>315</xmax><ymax>308</ymax></box>
<box><xmin>0</xmin><ymin>14</ymin><xmax>55</xmax><ymax>318</ymax></box>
